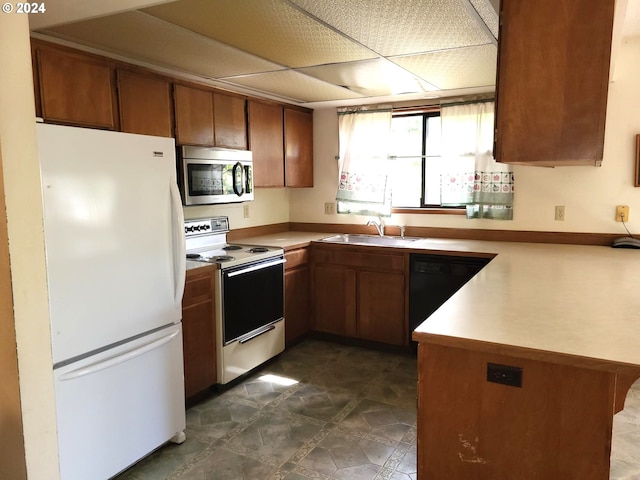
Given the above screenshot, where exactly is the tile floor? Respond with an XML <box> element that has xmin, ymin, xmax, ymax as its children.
<box><xmin>115</xmin><ymin>339</ymin><xmax>640</xmax><ymax>480</ymax></box>
<box><xmin>115</xmin><ymin>339</ymin><xmax>418</xmax><ymax>480</ymax></box>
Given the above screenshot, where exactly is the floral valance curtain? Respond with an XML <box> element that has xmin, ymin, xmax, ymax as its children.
<box><xmin>440</xmin><ymin>101</ymin><xmax>515</xmax><ymax>220</ymax></box>
<box><xmin>336</xmin><ymin>107</ymin><xmax>392</xmax><ymax>216</ymax></box>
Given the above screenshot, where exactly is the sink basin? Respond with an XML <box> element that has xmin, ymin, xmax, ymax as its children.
<box><xmin>319</xmin><ymin>234</ymin><xmax>422</xmax><ymax>247</ymax></box>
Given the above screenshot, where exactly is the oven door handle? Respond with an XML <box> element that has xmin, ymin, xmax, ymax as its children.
<box><xmin>239</xmin><ymin>324</ymin><xmax>276</xmax><ymax>344</ymax></box>
<box><xmin>226</xmin><ymin>258</ymin><xmax>286</xmax><ymax>277</ymax></box>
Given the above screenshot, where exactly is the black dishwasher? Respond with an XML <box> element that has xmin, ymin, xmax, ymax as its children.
<box><xmin>409</xmin><ymin>254</ymin><xmax>490</xmax><ymax>344</ymax></box>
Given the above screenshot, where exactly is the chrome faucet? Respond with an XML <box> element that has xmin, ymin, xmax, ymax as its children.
<box><xmin>366</xmin><ymin>216</ymin><xmax>385</xmax><ymax>237</ymax></box>
<box><xmin>399</xmin><ymin>225</ymin><xmax>406</xmax><ymax>239</ymax></box>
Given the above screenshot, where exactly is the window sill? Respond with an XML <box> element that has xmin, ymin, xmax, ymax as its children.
<box><xmin>392</xmin><ymin>207</ymin><xmax>466</xmax><ymax>215</ymax></box>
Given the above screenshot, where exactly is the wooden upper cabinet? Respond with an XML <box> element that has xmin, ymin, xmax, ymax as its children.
<box><xmin>117</xmin><ymin>69</ymin><xmax>172</xmax><ymax>137</ymax></box>
<box><xmin>249</xmin><ymin>100</ymin><xmax>285</xmax><ymax>187</ymax></box>
<box><xmin>36</xmin><ymin>45</ymin><xmax>116</xmax><ymax>129</ymax></box>
<box><xmin>494</xmin><ymin>0</ymin><xmax>615</xmax><ymax>167</ymax></box>
<box><xmin>284</xmin><ymin>108</ymin><xmax>313</xmax><ymax>187</ymax></box>
<box><xmin>173</xmin><ymin>84</ymin><xmax>214</xmax><ymax>146</ymax></box>
<box><xmin>213</xmin><ymin>93</ymin><xmax>247</xmax><ymax>149</ymax></box>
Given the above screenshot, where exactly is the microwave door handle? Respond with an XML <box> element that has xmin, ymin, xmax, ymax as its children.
<box><xmin>244</xmin><ymin>165</ymin><xmax>252</xmax><ymax>194</ymax></box>
<box><xmin>232</xmin><ymin>161</ymin><xmax>244</xmax><ymax>196</ymax></box>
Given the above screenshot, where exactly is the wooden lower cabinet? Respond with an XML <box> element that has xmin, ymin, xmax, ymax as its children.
<box><xmin>312</xmin><ymin>246</ymin><xmax>407</xmax><ymax>346</ymax></box>
<box><xmin>284</xmin><ymin>248</ymin><xmax>312</xmax><ymax>344</ymax></box>
<box><xmin>358</xmin><ymin>270</ymin><xmax>405</xmax><ymax>345</ymax></box>
<box><xmin>182</xmin><ymin>266</ymin><xmax>216</xmax><ymax>400</ymax></box>
<box><xmin>313</xmin><ymin>264</ymin><xmax>357</xmax><ymax>337</ymax></box>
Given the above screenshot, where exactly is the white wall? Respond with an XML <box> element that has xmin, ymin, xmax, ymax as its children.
<box><xmin>290</xmin><ymin>37</ymin><xmax>640</xmax><ymax>235</ymax></box>
<box><xmin>184</xmin><ymin>188</ymin><xmax>289</xmax><ymax>227</ymax></box>
<box><xmin>0</xmin><ymin>14</ymin><xmax>60</xmax><ymax>480</ymax></box>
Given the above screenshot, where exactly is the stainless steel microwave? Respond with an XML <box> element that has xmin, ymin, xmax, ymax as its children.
<box><xmin>178</xmin><ymin>146</ymin><xmax>254</xmax><ymax>206</ymax></box>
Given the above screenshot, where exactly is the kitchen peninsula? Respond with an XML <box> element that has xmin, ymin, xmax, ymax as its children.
<box><xmin>238</xmin><ymin>231</ymin><xmax>640</xmax><ymax>479</ymax></box>
<box><xmin>410</xmin><ymin>239</ymin><xmax>640</xmax><ymax>480</ymax></box>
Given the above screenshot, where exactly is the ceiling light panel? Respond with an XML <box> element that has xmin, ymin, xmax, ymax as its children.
<box><xmin>289</xmin><ymin>0</ymin><xmax>494</xmax><ymax>57</ymax></box>
<box><xmin>43</xmin><ymin>11</ymin><xmax>283</xmax><ymax>78</ymax></box>
<box><xmin>298</xmin><ymin>59</ymin><xmax>438</xmax><ymax>97</ymax></box>
<box><xmin>142</xmin><ymin>0</ymin><xmax>376</xmax><ymax>68</ymax></box>
<box><xmin>225</xmin><ymin>70</ymin><xmax>364</xmax><ymax>103</ymax></box>
<box><xmin>391</xmin><ymin>44</ymin><xmax>497</xmax><ymax>90</ymax></box>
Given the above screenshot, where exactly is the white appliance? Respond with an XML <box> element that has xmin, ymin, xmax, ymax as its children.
<box><xmin>185</xmin><ymin>217</ymin><xmax>285</xmax><ymax>384</ymax></box>
<box><xmin>37</xmin><ymin>123</ymin><xmax>187</xmax><ymax>480</ymax></box>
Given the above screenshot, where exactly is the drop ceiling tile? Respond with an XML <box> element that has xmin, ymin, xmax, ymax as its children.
<box><xmin>142</xmin><ymin>0</ymin><xmax>376</xmax><ymax>68</ymax></box>
<box><xmin>224</xmin><ymin>70</ymin><xmax>364</xmax><ymax>103</ymax></box>
<box><xmin>469</xmin><ymin>0</ymin><xmax>499</xmax><ymax>39</ymax></box>
<box><xmin>43</xmin><ymin>11</ymin><xmax>284</xmax><ymax>78</ymax></box>
<box><xmin>298</xmin><ymin>58</ymin><xmax>438</xmax><ymax>96</ymax></box>
<box><xmin>391</xmin><ymin>44</ymin><xmax>497</xmax><ymax>90</ymax></box>
<box><xmin>290</xmin><ymin>0</ymin><xmax>493</xmax><ymax>56</ymax></box>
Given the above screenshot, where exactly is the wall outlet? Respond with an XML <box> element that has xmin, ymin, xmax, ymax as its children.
<box><xmin>243</xmin><ymin>204</ymin><xmax>250</xmax><ymax>218</ymax></box>
<box><xmin>616</xmin><ymin>205</ymin><xmax>630</xmax><ymax>222</ymax></box>
<box><xmin>324</xmin><ymin>202</ymin><xmax>336</xmax><ymax>215</ymax></box>
<box><xmin>555</xmin><ymin>206</ymin><xmax>565</xmax><ymax>221</ymax></box>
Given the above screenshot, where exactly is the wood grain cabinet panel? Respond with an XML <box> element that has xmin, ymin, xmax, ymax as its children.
<box><xmin>312</xmin><ymin>246</ymin><xmax>407</xmax><ymax>345</ymax></box>
<box><xmin>495</xmin><ymin>0</ymin><xmax>615</xmax><ymax>166</ymax></box>
<box><xmin>117</xmin><ymin>69</ymin><xmax>172</xmax><ymax>137</ymax></box>
<box><xmin>313</xmin><ymin>264</ymin><xmax>357</xmax><ymax>337</ymax></box>
<box><xmin>358</xmin><ymin>270</ymin><xmax>405</xmax><ymax>345</ymax></box>
<box><xmin>174</xmin><ymin>84</ymin><xmax>214</xmax><ymax>146</ymax></box>
<box><xmin>36</xmin><ymin>45</ymin><xmax>116</xmax><ymax>129</ymax></box>
<box><xmin>213</xmin><ymin>93</ymin><xmax>247</xmax><ymax>149</ymax></box>
<box><xmin>249</xmin><ymin>100</ymin><xmax>285</xmax><ymax>187</ymax></box>
<box><xmin>417</xmin><ymin>343</ymin><xmax>617</xmax><ymax>479</ymax></box>
<box><xmin>182</xmin><ymin>267</ymin><xmax>216</xmax><ymax>400</ymax></box>
<box><xmin>284</xmin><ymin>108</ymin><xmax>313</xmax><ymax>187</ymax></box>
<box><xmin>285</xmin><ymin>248</ymin><xmax>311</xmax><ymax>344</ymax></box>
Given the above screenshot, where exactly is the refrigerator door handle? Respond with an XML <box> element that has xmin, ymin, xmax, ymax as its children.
<box><xmin>170</xmin><ymin>180</ymin><xmax>186</xmax><ymax>308</ymax></box>
<box><xmin>59</xmin><ymin>328</ymin><xmax>181</xmax><ymax>381</ymax></box>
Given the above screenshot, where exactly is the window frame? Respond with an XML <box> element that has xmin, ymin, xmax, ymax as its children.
<box><xmin>390</xmin><ymin>107</ymin><xmax>466</xmax><ymax>214</ymax></box>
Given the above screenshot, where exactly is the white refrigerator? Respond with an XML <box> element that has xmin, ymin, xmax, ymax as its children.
<box><xmin>37</xmin><ymin>123</ymin><xmax>187</xmax><ymax>480</ymax></box>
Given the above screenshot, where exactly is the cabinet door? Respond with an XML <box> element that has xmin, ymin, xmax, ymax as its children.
<box><xmin>284</xmin><ymin>108</ymin><xmax>313</xmax><ymax>187</ymax></box>
<box><xmin>313</xmin><ymin>264</ymin><xmax>356</xmax><ymax>337</ymax></box>
<box><xmin>249</xmin><ymin>101</ymin><xmax>285</xmax><ymax>187</ymax></box>
<box><xmin>117</xmin><ymin>70</ymin><xmax>172</xmax><ymax>137</ymax></box>
<box><xmin>495</xmin><ymin>0</ymin><xmax>614</xmax><ymax>166</ymax></box>
<box><xmin>213</xmin><ymin>93</ymin><xmax>247</xmax><ymax>149</ymax></box>
<box><xmin>285</xmin><ymin>266</ymin><xmax>311</xmax><ymax>344</ymax></box>
<box><xmin>37</xmin><ymin>46</ymin><xmax>116</xmax><ymax>129</ymax></box>
<box><xmin>182</xmin><ymin>269</ymin><xmax>216</xmax><ymax>399</ymax></box>
<box><xmin>358</xmin><ymin>270</ymin><xmax>406</xmax><ymax>346</ymax></box>
<box><xmin>174</xmin><ymin>84</ymin><xmax>214</xmax><ymax>146</ymax></box>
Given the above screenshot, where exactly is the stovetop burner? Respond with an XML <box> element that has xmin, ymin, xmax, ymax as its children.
<box><xmin>213</xmin><ymin>255</ymin><xmax>234</xmax><ymax>262</ymax></box>
<box><xmin>186</xmin><ymin>253</ymin><xmax>201</xmax><ymax>259</ymax></box>
<box><xmin>248</xmin><ymin>247</ymin><xmax>269</xmax><ymax>253</ymax></box>
<box><xmin>223</xmin><ymin>245</ymin><xmax>242</xmax><ymax>251</ymax></box>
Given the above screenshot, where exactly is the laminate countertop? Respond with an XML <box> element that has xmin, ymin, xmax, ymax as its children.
<box><xmin>225</xmin><ymin>232</ymin><xmax>640</xmax><ymax>371</ymax></box>
<box><xmin>404</xmin><ymin>238</ymin><xmax>640</xmax><ymax>372</ymax></box>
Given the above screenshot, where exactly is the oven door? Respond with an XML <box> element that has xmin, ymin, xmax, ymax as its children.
<box><xmin>221</xmin><ymin>257</ymin><xmax>285</xmax><ymax>345</ymax></box>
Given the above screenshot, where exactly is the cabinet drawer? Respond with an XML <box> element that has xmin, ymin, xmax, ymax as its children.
<box><xmin>285</xmin><ymin>248</ymin><xmax>309</xmax><ymax>270</ymax></box>
<box><xmin>183</xmin><ymin>269</ymin><xmax>214</xmax><ymax>306</ymax></box>
<box><xmin>313</xmin><ymin>248</ymin><xmax>405</xmax><ymax>273</ymax></box>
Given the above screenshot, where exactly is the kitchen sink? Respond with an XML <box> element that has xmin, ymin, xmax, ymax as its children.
<box><xmin>319</xmin><ymin>234</ymin><xmax>423</xmax><ymax>247</ymax></box>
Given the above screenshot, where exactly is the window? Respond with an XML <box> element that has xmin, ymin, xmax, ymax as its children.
<box><xmin>388</xmin><ymin>110</ymin><xmax>463</xmax><ymax>210</ymax></box>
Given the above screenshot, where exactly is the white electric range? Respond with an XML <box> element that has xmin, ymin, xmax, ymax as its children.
<box><xmin>185</xmin><ymin>217</ymin><xmax>285</xmax><ymax>384</ymax></box>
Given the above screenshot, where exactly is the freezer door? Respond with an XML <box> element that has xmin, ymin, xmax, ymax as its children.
<box><xmin>54</xmin><ymin>324</ymin><xmax>185</xmax><ymax>480</ymax></box>
<box><xmin>37</xmin><ymin>124</ymin><xmax>186</xmax><ymax>364</ymax></box>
